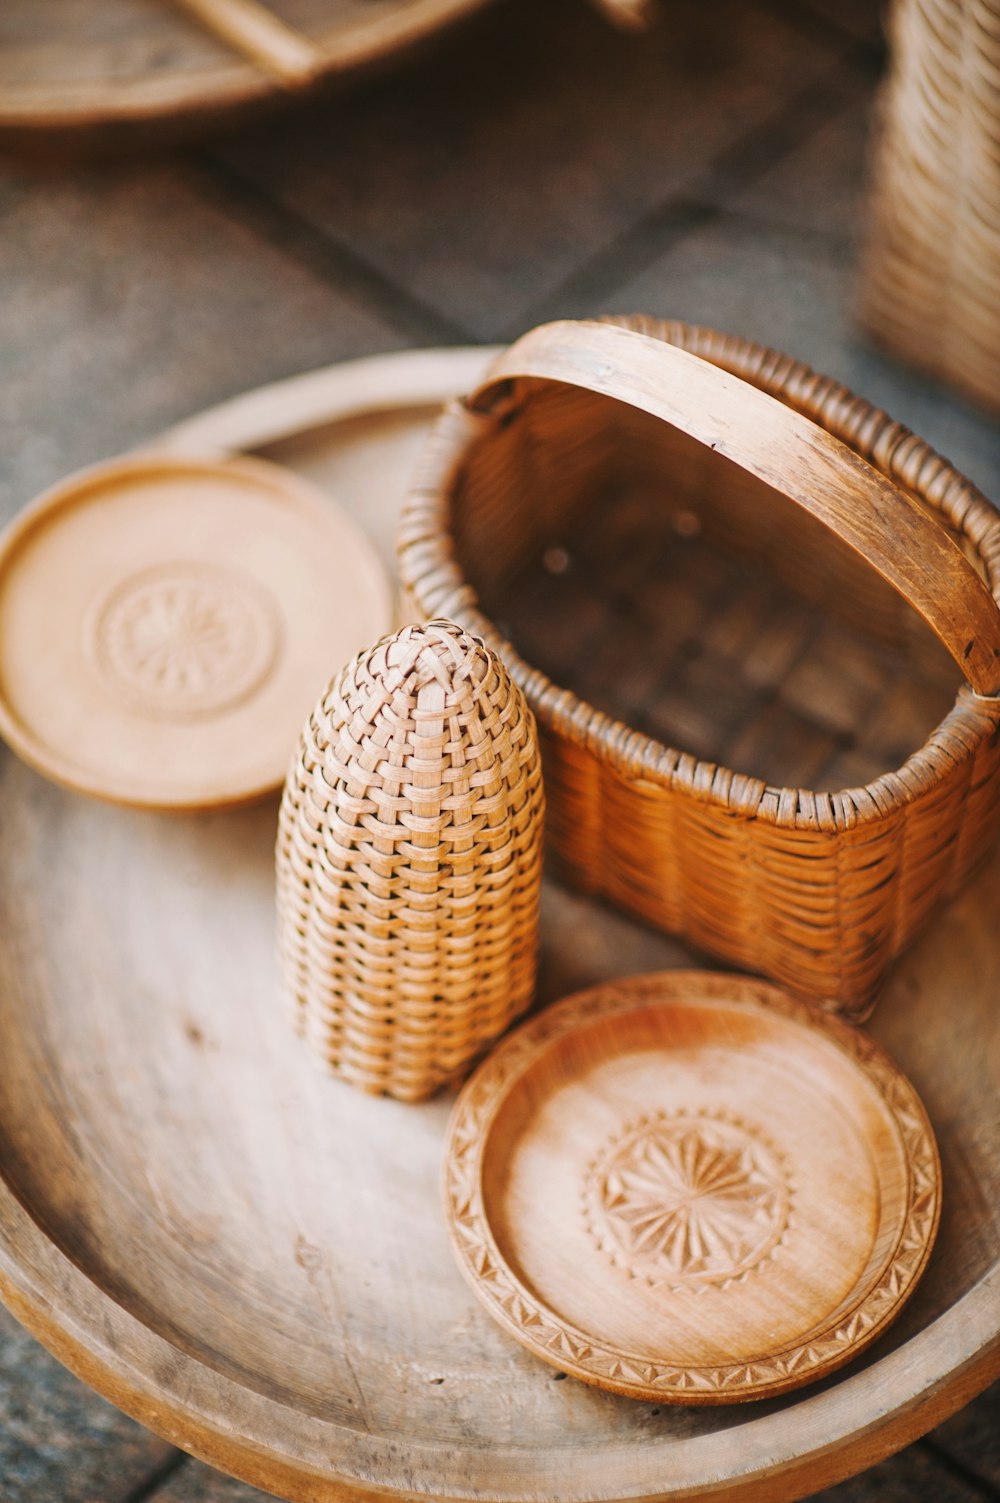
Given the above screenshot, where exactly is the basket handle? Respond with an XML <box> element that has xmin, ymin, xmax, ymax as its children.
<box><xmin>469</xmin><ymin>319</ymin><xmax>1000</xmax><ymax>698</ymax></box>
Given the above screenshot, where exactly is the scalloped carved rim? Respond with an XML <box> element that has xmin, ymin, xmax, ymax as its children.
<box><xmin>444</xmin><ymin>971</ymin><xmax>942</xmax><ymax>1405</ymax></box>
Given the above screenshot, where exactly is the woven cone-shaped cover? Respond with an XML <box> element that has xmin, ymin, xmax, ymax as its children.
<box><xmin>276</xmin><ymin>618</ymin><xmax>544</xmax><ymax>1101</ymax></box>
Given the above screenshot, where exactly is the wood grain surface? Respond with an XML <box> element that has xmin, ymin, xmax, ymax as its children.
<box><xmin>0</xmin><ymin>371</ymin><xmax>996</xmax><ymax>1503</ymax></box>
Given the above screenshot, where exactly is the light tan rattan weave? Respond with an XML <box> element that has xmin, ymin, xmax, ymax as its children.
<box><xmin>276</xmin><ymin>618</ymin><xmax>544</xmax><ymax>1100</ymax></box>
<box><xmin>398</xmin><ymin>317</ymin><xmax>1000</xmax><ymax>1019</ymax></box>
<box><xmin>861</xmin><ymin>0</ymin><xmax>1000</xmax><ymax>412</ymax></box>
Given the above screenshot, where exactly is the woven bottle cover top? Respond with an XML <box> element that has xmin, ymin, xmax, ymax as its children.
<box><xmin>444</xmin><ymin>970</ymin><xmax>941</xmax><ymax>1405</ymax></box>
<box><xmin>0</xmin><ymin>452</ymin><xmax>392</xmax><ymax>810</ymax></box>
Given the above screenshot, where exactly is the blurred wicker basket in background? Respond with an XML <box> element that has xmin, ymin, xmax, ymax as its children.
<box><xmin>861</xmin><ymin>0</ymin><xmax>1000</xmax><ymax>414</ymax></box>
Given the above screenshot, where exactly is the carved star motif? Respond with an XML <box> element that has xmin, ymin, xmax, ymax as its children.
<box><xmin>587</xmin><ymin>1113</ymin><xmax>790</xmax><ymax>1287</ymax></box>
<box><xmin>92</xmin><ymin>562</ymin><xmax>279</xmax><ymax>718</ymax></box>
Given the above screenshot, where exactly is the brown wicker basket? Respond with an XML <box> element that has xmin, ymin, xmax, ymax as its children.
<box><xmin>399</xmin><ymin>317</ymin><xmax>1000</xmax><ymax>1019</ymax></box>
<box><xmin>860</xmin><ymin>0</ymin><xmax>1000</xmax><ymax>414</ymax></box>
<box><xmin>276</xmin><ymin>618</ymin><xmax>544</xmax><ymax>1101</ymax></box>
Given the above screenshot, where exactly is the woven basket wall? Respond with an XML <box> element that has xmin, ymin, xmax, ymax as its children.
<box><xmin>861</xmin><ymin>0</ymin><xmax>1000</xmax><ymax>413</ymax></box>
<box><xmin>398</xmin><ymin>316</ymin><xmax>1000</xmax><ymax>1020</ymax></box>
<box><xmin>276</xmin><ymin>618</ymin><xmax>544</xmax><ymax>1101</ymax></box>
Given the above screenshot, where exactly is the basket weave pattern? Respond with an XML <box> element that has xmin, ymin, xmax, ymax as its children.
<box><xmin>861</xmin><ymin>0</ymin><xmax>1000</xmax><ymax>412</ymax></box>
<box><xmin>276</xmin><ymin>619</ymin><xmax>544</xmax><ymax>1100</ymax></box>
<box><xmin>399</xmin><ymin>317</ymin><xmax>1000</xmax><ymax>1019</ymax></box>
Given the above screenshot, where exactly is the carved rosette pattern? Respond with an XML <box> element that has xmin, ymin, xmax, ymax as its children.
<box><xmin>443</xmin><ymin>973</ymin><xmax>941</xmax><ymax>1402</ymax></box>
<box><xmin>91</xmin><ymin>562</ymin><xmax>280</xmax><ymax>718</ymax></box>
<box><xmin>584</xmin><ymin>1111</ymin><xmax>791</xmax><ymax>1289</ymax></box>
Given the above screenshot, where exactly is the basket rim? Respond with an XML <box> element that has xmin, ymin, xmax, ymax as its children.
<box><xmin>399</xmin><ymin>317</ymin><xmax>1000</xmax><ymax>835</ymax></box>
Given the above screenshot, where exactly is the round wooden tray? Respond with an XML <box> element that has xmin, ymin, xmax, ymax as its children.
<box><xmin>0</xmin><ymin>0</ymin><xmax>489</xmax><ymax>147</ymax></box>
<box><xmin>0</xmin><ymin>347</ymin><xmax>997</xmax><ymax>1503</ymax></box>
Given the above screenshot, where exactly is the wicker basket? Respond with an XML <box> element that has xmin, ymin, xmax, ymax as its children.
<box><xmin>861</xmin><ymin>0</ymin><xmax>1000</xmax><ymax>413</ymax></box>
<box><xmin>399</xmin><ymin>317</ymin><xmax>1000</xmax><ymax>1019</ymax></box>
<box><xmin>276</xmin><ymin>618</ymin><xmax>544</xmax><ymax>1101</ymax></box>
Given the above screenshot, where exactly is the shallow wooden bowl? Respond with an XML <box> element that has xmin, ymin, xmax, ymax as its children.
<box><xmin>0</xmin><ymin>350</ymin><xmax>996</xmax><ymax>1503</ymax></box>
<box><xmin>444</xmin><ymin>972</ymin><xmax>940</xmax><ymax>1404</ymax></box>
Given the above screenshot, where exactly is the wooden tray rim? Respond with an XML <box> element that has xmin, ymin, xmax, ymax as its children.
<box><xmin>2</xmin><ymin>1179</ymin><xmax>997</xmax><ymax>1501</ymax></box>
<box><xmin>0</xmin><ymin>345</ymin><xmax>997</xmax><ymax>1503</ymax></box>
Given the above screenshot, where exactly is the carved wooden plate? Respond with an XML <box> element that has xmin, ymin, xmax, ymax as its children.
<box><xmin>0</xmin><ymin>451</ymin><xmax>391</xmax><ymax>809</ymax></box>
<box><xmin>445</xmin><ymin>971</ymin><xmax>941</xmax><ymax>1404</ymax></box>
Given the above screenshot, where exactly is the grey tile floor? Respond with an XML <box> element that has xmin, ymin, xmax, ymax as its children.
<box><xmin>0</xmin><ymin>0</ymin><xmax>997</xmax><ymax>1497</ymax></box>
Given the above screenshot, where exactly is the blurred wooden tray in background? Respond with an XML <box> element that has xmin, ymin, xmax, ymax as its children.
<box><xmin>0</xmin><ymin>0</ymin><xmax>490</xmax><ymax>147</ymax></box>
